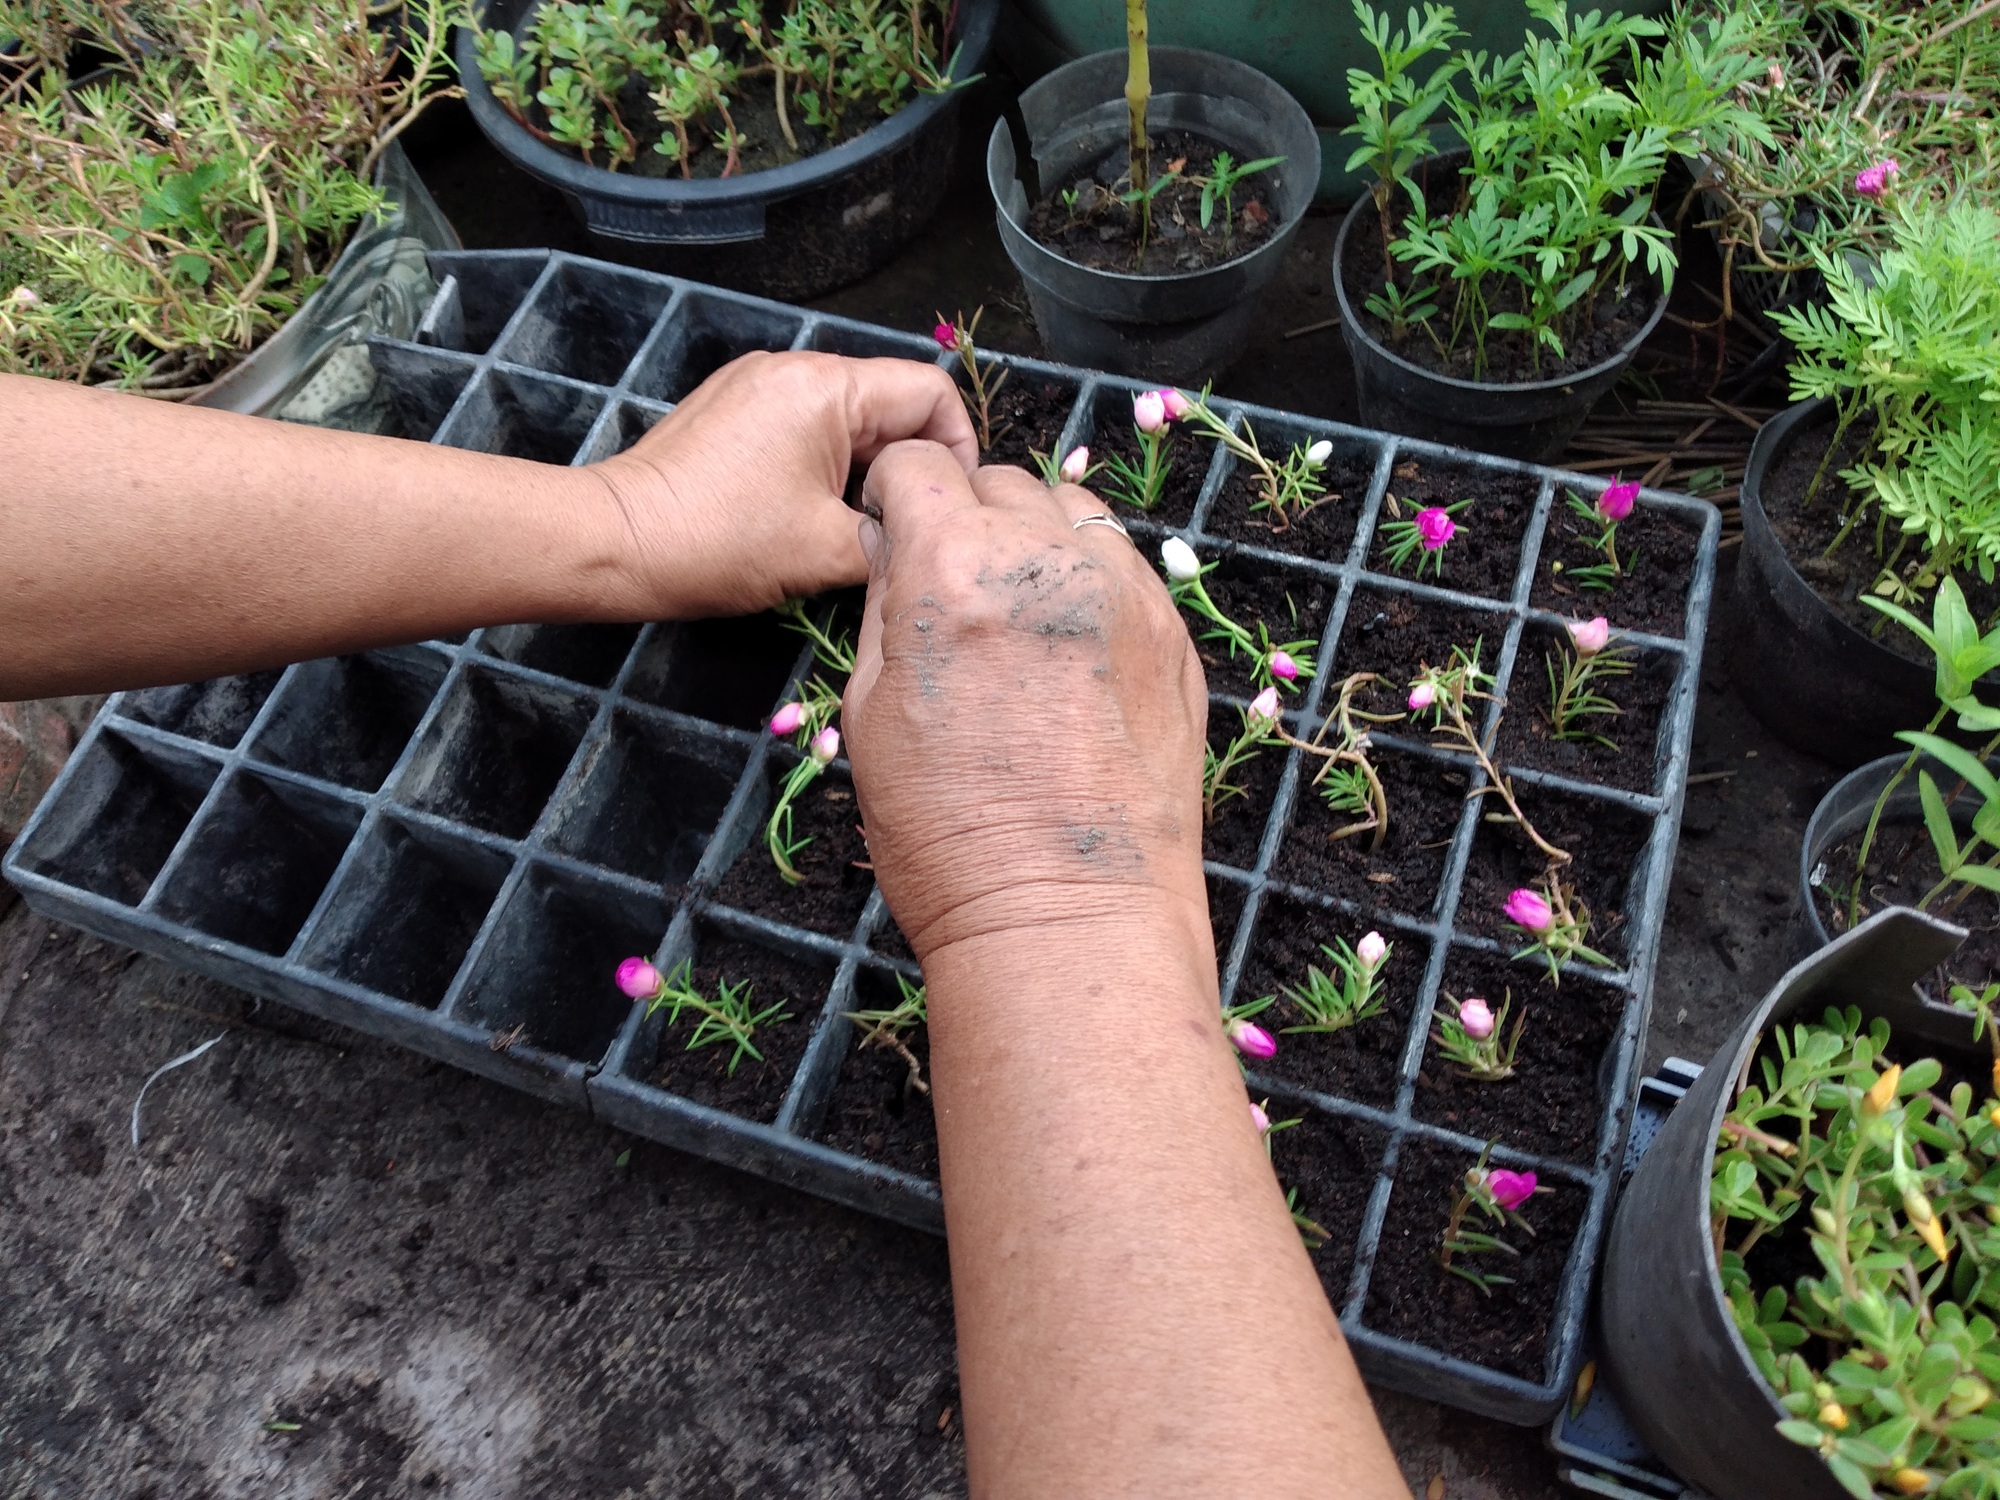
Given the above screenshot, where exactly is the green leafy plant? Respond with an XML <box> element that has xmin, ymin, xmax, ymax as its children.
<box><xmin>1175</xmin><ymin>387</ymin><xmax>1336</xmax><ymax>532</ymax></box>
<box><xmin>645</xmin><ymin>959</ymin><xmax>794</xmax><ymax>1074</ymax></box>
<box><xmin>936</xmin><ymin>305</ymin><xmax>1008</xmax><ymax>452</ymax></box>
<box><xmin>1196</xmin><ymin>149</ymin><xmax>1285</xmax><ymax>250</ymax></box>
<box><xmin>1440</xmin><ymin>1144</ymin><xmax>1540</xmax><ymax>1293</ymax></box>
<box><xmin>1203</xmin><ymin>691</ymin><xmax>1284</xmax><ymax>823</ymax></box>
<box><xmin>1431</xmin><ymin>990</ymin><xmax>1526</xmax><ymax>1081</ymax></box>
<box><xmin>845</xmin><ymin>975</ymin><xmax>928</xmax><ymax>1097</ymax></box>
<box><xmin>1273</xmin><ymin>672</ymin><xmax>1400</xmax><ymax>848</ymax></box>
<box><xmin>1159</xmin><ymin>538</ymin><xmax>1319</xmax><ymax>695</ymax></box>
<box><xmin>1270</xmin><ymin>930</ymin><xmax>1392</xmax><ymax>1036</ymax></box>
<box><xmin>1546</xmin><ymin>617</ymin><xmax>1635</xmax><ymax>749</ymax></box>
<box><xmin>2</xmin><ymin>0</ymin><xmax>461</xmax><ymax>389</ymax></box>
<box><xmin>765</xmin><ymin>600</ymin><xmax>855</xmax><ymax>882</ymax></box>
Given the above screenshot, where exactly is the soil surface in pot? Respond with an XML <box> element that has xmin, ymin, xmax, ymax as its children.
<box><xmin>1493</xmin><ymin>632</ymin><xmax>1672</xmax><ymax>796</ymax></box>
<box><xmin>1025</xmin><ymin>130</ymin><xmax>1280</xmax><ymax>275</ymax></box>
<box><xmin>1202</xmin><ymin>713</ymin><xmax>1282</xmax><ymax>870</ymax></box>
<box><xmin>1813</xmin><ymin>822</ymin><xmax>2000</xmax><ymax>992</ymax></box>
<box><xmin>651</xmin><ymin>935</ymin><xmax>826</xmax><ymax>1121</ymax></box>
<box><xmin>1365</xmin><ymin>458</ymin><xmax>1537</xmax><ymax>598</ymax></box>
<box><xmin>1275</xmin><ymin>749</ymin><xmax>1469</xmax><ymax>924</ymax></box>
<box><xmin>1530</xmin><ymin>496</ymin><xmax>1699</xmax><ymax>639</ymax></box>
<box><xmin>1459</xmin><ymin>785</ymin><xmax>1650</xmax><ymax>966</ymax></box>
<box><xmin>1268</xmin><ymin>1110</ymin><xmax>1387</xmax><ymax>1307</ymax></box>
<box><xmin>1342</xmin><ymin>180</ymin><xmax>1656</xmax><ymax>384</ymax></box>
<box><xmin>716</xmin><ymin>770</ymin><xmax>874</xmax><ymax>938</ymax></box>
<box><xmin>1205</xmin><ymin>442</ymin><xmax>1370</xmax><ymax>564</ymax></box>
<box><xmin>1095</xmin><ymin>421</ymin><xmax>1206</xmax><ymax>529</ymax></box>
<box><xmin>973</xmin><ymin>374</ymin><xmax>1078</xmax><ymax>473</ymax></box>
<box><xmin>820</xmin><ymin>972</ymin><xmax>937</xmax><ymax>1178</ymax></box>
<box><xmin>1364</xmin><ymin>1138</ymin><xmax>1585</xmax><ymax>1379</ymax></box>
<box><xmin>1193</xmin><ymin>558</ymin><xmax>1336</xmax><ymax>700</ymax></box>
<box><xmin>1239</xmin><ymin>896</ymin><xmax>1424</xmax><ymax>1110</ymax></box>
<box><xmin>1415</xmin><ymin>947</ymin><xmax>1618</xmax><ymax>1164</ymax></box>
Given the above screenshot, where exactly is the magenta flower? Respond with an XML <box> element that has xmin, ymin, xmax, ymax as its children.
<box><xmin>932</xmin><ymin>321</ymin><xmax>956</xmax><ymax>349</ymax></box>
<box><xmin>1227</xmin><ymin>1016</ymin><xmax>1278</xmax><ymax>1059</ymax></box>
<box><xmin>1268</xmin><ymin>650</ymin><xmax>1299</xmax><ymax>682</ymax></box>
<box><xmin>1566</xmin><ymin>616</ymin><xmax>1611</xmax><ymax>657</ymax></box>
<box><xmin>1059</xmin><ymin>446</ymin><xmax>1090</xmax><ymax>484</ymax></box>
<box><xmin>1133</xmin><ymin>390</ymin><xmax>1169</xmax><ymax>434</ymax></box>
<box><xmin>1458</xmin><ymin>996</ymin><xmax>1495</xmax><ymax>1040</ymax></box>
<box><xmin>615</xmin><ymin>957</ymin><xmax>663</xmax><ymax>999</ymax></box>
<box><xmin>1358</xmin><ymin>931</ymin><xmax>1388</xmax><ymax>969</ymax></box>
<box><xmin>769</xmin><ymin>702</ymin><xmax>806</xmax><ymax>737</ymax></box>
<box><xmin>1248</xmin><ymin>686</ymin><xmax>1282</xmax><ymax>726</ymax></box>
<box><xmin>1160</xmin><ymin>388</ymin><xmax>1193</xmax><ymax>420</ymax></box>
<box><xmin>1416</xmin><ymin>507</ymin><xmax>1456</xmax><ymax>550</ymax></box>
<box><xmin>1598</xmin><ymin>479</ymin><xmax>1640</xmax><ymax>521</ymax></box>
<box><xmin>1487</xmin><ymin>1168</ymin><xmax>1538</xmax><ymax>1211</ymax></box>
<box><xmin>1854</xmin><ymin>159</ymin><xmax>1900</xmax><ymax>199</ymax></box>
<box><xmin>810</xmin><ymin>725</ymin><xmax>841</xmax><ymax>766</ymax></box>
<box><xmin>1505</xmin><ymin>888</ymin><xmax>1554</xmax><ymax>933</ymax></box>
<box><xmin>1408</xmin><ymin>682</ymin><xmax>1437</xmax><ymax>712</ymax></box>
<box><xmin>1250</xmin><ymin>1100</ymin><xmax>1271</xmax><ymax>1134</ymax></box>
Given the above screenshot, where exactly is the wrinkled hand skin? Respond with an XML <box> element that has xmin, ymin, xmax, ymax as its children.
<box><xmin>842</xmin><ymin>443</ymin><xmax>1210</xmax><ymax>966</ymax></box>
<box><xmin>589</xmin><ymin>351</ymin><xmax>977</xmax><ymax>620</ymax></box>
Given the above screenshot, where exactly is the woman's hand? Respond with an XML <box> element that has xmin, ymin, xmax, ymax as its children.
<box><xmin>591</xmin><ymin>351</ymin><xmax>977</xmax><ymax>620</ymax></box>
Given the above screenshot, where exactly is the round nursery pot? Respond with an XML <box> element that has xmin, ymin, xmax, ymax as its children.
<box><xmin>987</xmin><ymin>47</ymin><xmax>1320</xmax><ymax>384</ymax></box>
<box><xmin>1736</xmin><ymin>398</ymin><xmax>1947</xmax><ymax>768</ymax></box>
<box><xmin>1331</xmin><ymin>161</ymin><xmax>1669</xmax><ymax>464</ymax></box>
<box><xmin>1600</xmin><ymin>905</ymin><xmax>1972</xmax><ymax>1500</ymax></box>
<box><xmin>455</xmin><ymin>0</ymin><xmax>998</xmax><ymax>301</ymax></box>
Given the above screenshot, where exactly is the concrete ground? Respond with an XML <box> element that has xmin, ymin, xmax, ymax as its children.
<box><xmin>0</xmin><ymin>80</ymin><xmax>1834</xmax><ymax>1499</ymax></box>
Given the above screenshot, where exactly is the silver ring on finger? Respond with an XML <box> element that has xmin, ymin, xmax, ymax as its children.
<box><xmin>1072</xmin><ymin>512</ymin><xmax>1130</xmax><ymax>539</ymax></box>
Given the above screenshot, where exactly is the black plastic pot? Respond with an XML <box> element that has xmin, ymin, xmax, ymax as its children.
<box><xmin>1331</xmin><ymin>162</ymin><xmax>1669</xmax><ymax>464</ymax></box>
<box><xmin>1601</xmin><ymin>905</ymin><xmax>1970</xmax><ymax>1500</ymax></box>
<box><xmin>987</xmin><ymin>47</ymin><xmax>1320</xmax><ymax>383</ymax></box>
<box><xmin>1737</xmin><ymin>398</ymin><xmax>1946</xmax><ymax>768</ymax></box>
<box><xmin>455</xmin><ymin>0</ymin><xmax>996</xmax><ymax>300</ymax></box>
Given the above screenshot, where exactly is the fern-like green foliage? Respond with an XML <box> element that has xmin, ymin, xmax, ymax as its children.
<box><xmin>1772</xmin><ymin>199</ymin><xmax>2000</xmax><ymax>594</ymax></box>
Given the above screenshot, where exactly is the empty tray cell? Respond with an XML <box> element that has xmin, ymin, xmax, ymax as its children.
<box><xmin>803</xmin><ymin>319</ymin><xmax>941</xmax><ymax>361</ymax></box>
<box><xmin>120</xmin><ymin>670</ymin><xmax>284</xmax><ymax>747</ymax></box>
<box><xmin>458</xmin><ymin>864</ymin><xmax>658</xmax><ymax>1063</ymax></box>
<box><xmin>248</xmin><ymin>647</ymin><xmax>448</xmax><ymax>792</ymax></box>
<box><xmin>154</xmin><ymin>772</ymin><xmax>361</xmax><ymax>955</ymax></box>
<box><xmin>1365</xmin><ymin>457</ymin><xmax>1540</xmax><ymax>599</ymax></box>
<box><xmin>425</xmin><ymin>252</ymin><xmax>547</xmax><ymax>354</ymax></box>
<box><xmin>497</xmin><ymin>261</ymin><xmax>673</xmax><ymax>386</ymax></box>
<box><xmin>546</xmin><ymin>713</ymin><xmax>746</xmax><ymax>885</ymax></box>
<box><xmin>1275</xmin><ymin>747</ymin><xmax>1473</xmax><ymax>925</ymax></box>
<box><xmin>477</xmin><ymin>623</ymin><xmax>641</xmax><ymax>688</ymax></box>
<box><xmin>11</xmin><ymin>730</ymin><xmax>218</xmax><ymax>905</ymax></box>
<box><xmin>580</xmin><ymin>401</ymin><xmax>665</xmax><ymax>462</ymax></box>
<box><xmin>301</xmin><ymin>816</ymin><xmax>510</xmax><ymax>1009</ymax></box>
<box><xmin>1266</xmin><ymin>1106</ymin><xmax>1389</xmax><ymax>1309</ymax></box>
<box><xmin>394</xmin><ymin>668</ymin><xmax>592</xmax><ymax>839</ymax></box>
<box><xmin>444</xmin><ymin>368</ymin><xmax>604</xmax><ymax>466</ymax></box>
<box><xmin>970</xmin><ymin>366</ymin><xmax>1081</xmax><ymax>472</ymax></box>
<box><xmin>1332</xmin><ymin>584</ymin><xmax>1508</xmax><ymax>687</ymax></box>
<box><xmin>367</xmin><ymin>341</ymin><xmax>475</xmax><ymax>442</ymax></box>
<box><xmin>1206</xmin><ymin>418</ymin><xmax>1373</xmax><ymax>565</ymax></box>
<box><xmin>629</xmin><ymin>291</ymin><xmax>805</xmax><ymax>404</ymax></box>
<box><xmin>624</xmin><ymin>612</ymin><xmax>801</xmax><ymax>729</ymax></box>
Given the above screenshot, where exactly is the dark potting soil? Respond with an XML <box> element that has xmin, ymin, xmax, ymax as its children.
<box><xmin>1814</xmin><ymin>823</ymin><xmax>2000</xmax><ymax>993</ymax></box>
<box><xmin>651</xmin><ymin>936</ymin><xmax>827</xmax><ymax>1122</ymax></box>
<box><xmin>1209</xmin><ymin>874</ymin><xmax>1248</xmax><ymax>956</ymax></box>
<box><xmin>819</xmin><ymin>972</ymin><xmax>937</xmax><ymax>1178</ymax></box>
<box><xmin>1492</xmin><ymin>632</ymin><xmax>1672</xmax><ymax>796</ymax></box>
<box><xmin>1025</xmin><ymin>130</ymin><xmax>1280</xmax><ymax>276</ymax></box>
<box><xmin>1342</xmin><ymin>180</ymin><xmax>1654</xmax><ymax>385</ymax></box>
<box><xmin>1363</xmin><ymin>1138</ymin><xmax>1585</xmax><ymax>1380</ymax></box>
<box><xmin>715</xmin><ymin>769</ymin><xmax>875</xmax><ymax>938</ymax></box>
<box><xmin>872</xmin><ymin>918</ymin><xmax>915</xmax><ymax>963</ymax></box>
<box><xmin>1458</xmin><ymin>785</ymin><xmax>1650</xmax><ymax>965</ymax></box>
<box><xmin>1203</xmin><ymin>713</ymin><xmax>1282</xmax><ymax>870</ymax></box>
<box><xmin>1365</xmin><ymin>458</ymin><xmax>1538</xmax><ymax>598</ymax></box>
<box><xmin>1268</xmin><ymin>1110</ymin><xmax>1387</xmax><ymax>1306</ymax></box>
<box><xmin>1333</xmin><ymin>585</ymin><xmax>1503</xmax><ymax>686</ymax></box>
<box><xmin>1275</xmin><ymin>749</ymin><xmax>1470</xmax><ymax>925</ymax></box>
<box><xmin>1530</xmin><ymin>495</ymin><xmax>1699</xmax><ymax>639</ymax></box>
<box><xmin>1193</xmin><ymin>559</ymin><xmax>1335</xmax><ymax>700</ymax></box>
<box><xmin>1414</xmin><ymin>947</ymin><xmax>1618</xmax><ymax>1165</ymax></box>
<box><xmin>1093</xmin><ymin>419</ymin><xmax>1206</xmax><ymax>529</ymax></box>
<box><xmin>976</xmin><ymin>376</ymin><xmax>1079</xmax><ymax>473</ymax></box>
<box><xmin>1239</xmin><ymin>895</ymin><xmax>1424</xmax><ymax>1110</ymax></box>
<box><xmin>1204</xmin><ymin>443</ymin><xmax>1370</xmax><ymax>564</ymax></box>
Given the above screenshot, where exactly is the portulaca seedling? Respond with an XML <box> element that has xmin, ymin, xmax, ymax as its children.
<box><xmin>1504</xmin><ymin>882</ymin><xmax>1609</xmax><ymax>982</ymax></box>
<box><xmin>1197</xmin><ymin>150</ymin><xmax>1286</xmax><ymax>252</ymax></box>
<box><xmin>935</xmin><ymin>307</ymin><xmax>1009</xmax><ymax>451</ymax></box>
<box><xmin>845</xmin><ymin>975</ymin><xmax>929</xmax><ymax>1097</ymax></box>
<box><xmin>1034</xmin><ymin>443</ymin><xmax>1098</xmax><ymax>488</ymax></box>
<box><xmin>1547</xmin><ymin>615</ymin><xmax>1635</xmax><ymax>748</ymax></box>
<box><xmin>1160</xmin><ymin>537</ymin><xmax>1318</xmax><ymax>693</ymax></box>
<box><xmin>1274</xmin><ymin>671</ymin><xmax>1401</xmax><ymax>849</ymax></box>
<box><xmin>616</xmin><ymin>956</ymin><xmax>792</xmax><ymax>1076</ymax></box>
<box><xmin>1100</xmin><ymin>388</ymin><xmax>1188</xmax><ymax>511</ymax></box>
<box><xmin>1439</xmin><ymin>1143</ymin><xmax>1539</xmax><ymax>1295</ymax></box>
<box><xmin>1173</xmin><ymin>387</ymin><xmax>1336</xmax><ymax>531</ymax></box>
<box><xmin>1204</xmin><ymin>687</ymin><xmax>1284</xmax><ymax>823</ymax></box>
<box><xmin>1272</xmin><ymin>930</ymin><xmax>1392</xmax><ymax>1036</ymax></box>
<box><xmin>1223</xmin><ymin>1002</ymin><xmax>1279</xmax><ymax>1061</ymax></box>
<box><xmin>1431</xmin><ymin>990</ymin><xmax>1526</xmax><ymax>1081</ymax></box>
<box><xmin>1561</xmin><ymin>479</ymin><xmax>1640</xmax><ymax>589</ymax></box>
<box><xmin>767</xmin><ymin>724</ymin><xmax>842</xmax><ymax>884</ymax></box>
<box><xmin>1378</xmin><ymin>496</ymin><xmax>1471</xmax><ymax>580</ymax></box>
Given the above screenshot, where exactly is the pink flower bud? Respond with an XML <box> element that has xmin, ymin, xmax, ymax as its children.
<box><xmin>1358</xmin><ymin>931</ymin><xmax>1387</xmax><ymax>969</ymax></box>
<box><xmin>1160</xmin><ymin>388</ymin><xmax>1193</xmax><ymax>420</ymax></box>
<box><xmin>1059</xmin><ymin>446</ymin><xmax>1090</xmax><ymax>484</ymax></box>
<box><xmin>1505</xmin><ymin>888</ymin><xmax>1554</xmax><ymax>933</ymax></box>
<box><xmin>769</xmin><ymin>702</ymin><xmax>806</xmax><ymax>737</ymax></box>
<box><xmin>1250</xmin><ymin>1100</ymin><xmax>1271</xmax><ymax>1134</ymax></box>
<box><xmin>9</xmin><ymin>285</ymin><xmax>38</xmax><ymax>309</ymax></box>
<box><xmin>810</xmin><ymin>725</ymin><xmax>841</xmax><ymax>765</ymax></box>
<box><xmin>1854</xmin><ymin>158</ymin><xmax>1900</xmax><ymax>198</ymax></box>
<box><xmin>1487</xmin><ymin>1168</ymin><xmax>1537</xmax><ymax>1211</ymax></box>
<box><xmin>1416</xmin><ymin>507</ymin><xmax>1455</xmax><ymax>550</ymax></box>
<box><xmin>1248</xmin><ymin>686</ymin><xmax>1282</xmax><ymax>725</ymax></box>
<box><xmin>1227</xmin><ymin>1016</ymin><xmax>1278</xmax><ymax>1059</ymax></box>
<box><xmin>932</xmin><ymin>320</ymin><xmax>956</xmax><ymax>349</ymax></box>
<box><xmin>1598</xmin><ymin>479</ymin><xmax>1639</xmax><ymax>521</ymax></box>
<box><xmin>1134</xmin><ymin>391</ymin><xmax>1169</xmax><ymax>434</ymax></box>
<box><xmin>1407</xmin><ymin>682</ymin><xmax>1437</xmax><ymax>712</ymax></box>
<box><xmin>615</xmin><ymin>956</ymin><xmax>663</xmax><ymax>999</ymax></box>
<box><xmin>1268</xmin><ymin>650</ymin><xmax>1299</xmax><ymax>682</ymax></box>
<box><xmin>1458</xmin><ymin>996</ymin><xmax>1495</xmax><ymax>1039</ymax></box>
<box><xmin>1566</xmin><ymin>616</ymin><xmax>1611</xmax><ymax>657</ymax></box>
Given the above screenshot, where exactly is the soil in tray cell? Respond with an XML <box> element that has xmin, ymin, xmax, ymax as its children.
<box><xmin>1458</xmin><ymin>785</ymin><xmax>1651</xmax><ymax>967</ymax></box>
<box><xmin>1275</xmin><ymin>749</ymin><xmax>1470</xmax><ymax>925</ymax></box>
<box><xmin>819</xmin><ymin>969</ymin><xmax>937</xmax><ymax>1178</ymax></box>
<box><xmin>1492</xmin><ymin>629</ymin><xmax>1674</xmax><ymax>796</ymax></box>
<box><xmin>1238</xmin><ymin>895</ymin><xmax>1424</xmax><ymax>1111</ymax></box>
<box><xmin>1208</xmin><ymin>873</ymin><xmax>1249</xmax><ymax>958</ymax></box>
<box><xmin>122</xmin><ymin>671</ymin><xmax>284</xmax><ymax>748</ymax></box>
<box><xmin>715</xmin><ymin>766</ymin><xmax>874</xmax><ymax>939</ymax></box>
<box><xmin>1815</xmin><ymin>824</ymin><xmax>2000</xmax><ymax>993</ymax></box>
<box><xmin>1530</xmin><ymin>490</ymin><xmax>1700</xmax><ymax>639</ymax></box>
<box><xmin>651</xmin><ymin>933</ymin><xmax>826</xmax><ymax>1124</ymax></box>
<box><xmin>1363</xmin><ymin>1138</ymin><xmax>1586</xmax><ymax>1381</ymax></box>
<box><xmin>1332</xmin><ymin>586</ymin><xmax>1505</xmax><ymax>688</ymax></box>
<box><xmin>1202</xmin><ymin>710</ymin><xmax>1284</xmax><ymax>870</ymax></box>
<box><xmin>1414</xmin><ymin>947</ymin><xmax>1620</xmax><ymax>1165</ymax></box>
<box><xmin>1267</xmin><ymin>1109</ymin><xmax>1388</xmax><ymax>1308</ymax></box>
<box><xmin>1190</xmin><ymin>557</ymin><xmax>1336</xmax><ymax>702</ymax></box>
<box><xmin>970</xmin><ymin>373</ymin><xmax>1079</xmax><ymax>474</ymax></box>
<box><xmin>1365</xmin><ymin>458</ymin><xmax>1539</xmax><ymax>600</ymax></box>
<box><xmin>1090</xmin><ymin>399</ymin><xmax>1208</xmax><ymax>529</ymax></box>
<box><xmin>1203</xmin><ymin>438</ymin><xmax>1373</xmax><ymax>565</ymax></box>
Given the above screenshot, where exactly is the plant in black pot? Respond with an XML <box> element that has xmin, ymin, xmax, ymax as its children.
<box><xmin>1332</xmin><ymin>0</ymin><xmax>1768</xmax><ymax>461</ymax></box>
<box><xmin>459</xmin><ymin>0</ymin><xmax>996</xmax><ymax>299</ymax></box>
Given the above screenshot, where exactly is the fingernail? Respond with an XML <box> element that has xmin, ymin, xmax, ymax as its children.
<box><xmin>858</xmin><ymin>514</ymin><xmax>881</xmax><ymax>568</ymax></box>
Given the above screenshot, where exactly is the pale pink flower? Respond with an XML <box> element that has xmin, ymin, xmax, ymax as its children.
<box><xmin>1416</xmin><ymin>507</ymin><xmax>1455</xmax><ymax>550</ymax></box>
<box><xmin>1133</xmin><ymin>390</ymin><xmax>1169</xmax><ymax>434</ymax></box>
<box><xmin>1250</xmin><ymin>1100</ymin><xmax>1271</xmax><ymax>1134</ymax></box>
<box><xmin>1358</xmin><ymin>931</ymin><xmax>1388</xmax><ymax>969</ymax></box>
<box><xmin>810</xmin><ymin>726</ymin><xmax>841</xmax><ymax>765</ymax></box>
<box><xmin>1487</xmin><ymin>1168</ymin><xmax>1537</xmax><ymax>1211</ymax></box>
<box><xmin>1227</xmin><ymin>1016</ymin><xmax>1278</xmax><ymax>1059</ymax></box>
<box><xmin>1160</xmin><ymin>388</ymin><xmax>1193</xmax><ymax>420</ymax></box>
<box><xmin>932</xmin><ymin>321</ymin><xmax>956</xmax><ymax>348</ymax></box>
<box><xmin>1407</xmin><ymin>682</ymin><xmax>1437</xmax><ymax>712</ymax></box>
<box><xmin>1268</xmin><ymin>650</ymin><xmax>1299</xmax><ymax>682</ymax></box>
<box><xmin>1458</xmin><ymin>997</ymin><xmax>1495</xmax><ymax>1039</ymax></box>
<box><xmin>1059</xmin><ymin>446</ymin><xmax>1090</xmax><ymax>484</ymax></box>
<box><xmin>1598</xmin><ymin>479</ymin><xmax>1640</xmax><ymax>521</ymax></box>
<box><xmin>1248</xmin><ymin>686</ymin><xmax>1282</xmax><ymax>726</ymax></box>
<box><xmin>615</xmin><ymin>957</ymin><xmax>663</xmax><ymax>999</ymax></box>
<box><xmin>1567</xmin><ymin>617</ymin><xmax>1611</xmax><ymax>657</ymax></box>
<box><xmin>1854</xmin><ymin>159</ymin><xmax>1900</xmax><ymax>199</ymax></box>
<box><xmin>769</xmin><ymin>702</ymin><xmax>806</xmax><ymax>737</ymax></box>
<box><xmin>1505</xmin><ymin>888</ymin><xmax>1554</xmax><ymax>932</ymax></box>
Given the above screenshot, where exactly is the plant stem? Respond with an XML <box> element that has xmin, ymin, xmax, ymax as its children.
<box><xmin>1847</xmin><ymin>704</ymin><xmax>1948</xmax><ymax>927</ymax></box>
<box><xmin>1124</xmin><ymin>0</ymin><xmax>1149</xmax><ymax>199</ymax></box>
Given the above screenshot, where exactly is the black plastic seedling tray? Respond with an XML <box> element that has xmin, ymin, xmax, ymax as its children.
<box><xmin>2</xmin><ymin>249</ymin><xmax>1719</xmax><ymax>1427</ymax></box>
